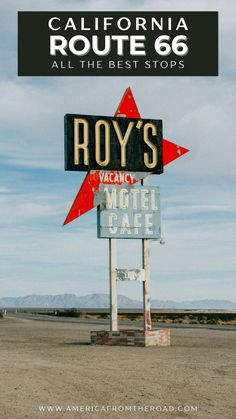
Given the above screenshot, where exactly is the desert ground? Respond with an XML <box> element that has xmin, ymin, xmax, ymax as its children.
<box><xmin>0</xmin><ymin>316</ymin><xmax>235</xmax><ymax>419</ymax></box>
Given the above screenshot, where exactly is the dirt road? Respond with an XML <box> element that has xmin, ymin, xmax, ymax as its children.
<box><xmin>0</xmin><ymin>317</ymin><xmax>235</xmax><ymax>419</ymax></box>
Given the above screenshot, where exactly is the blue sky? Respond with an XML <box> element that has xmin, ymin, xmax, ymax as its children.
<box><xmin>0</xmin><ymin>0</ymin><xmax>235</xmax><ymax>301</ymax></box>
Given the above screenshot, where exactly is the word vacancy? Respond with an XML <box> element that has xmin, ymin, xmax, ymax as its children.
<box><xmin>49</xmin><ymin>15</ymin><xmax>189</xmax><ymax>57</ymax></box>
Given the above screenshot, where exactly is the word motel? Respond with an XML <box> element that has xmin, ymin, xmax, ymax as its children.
<box><xmin>97</xmin><ymin>185</ymin><xmax>161</xmax><ymax>239</ymax></box>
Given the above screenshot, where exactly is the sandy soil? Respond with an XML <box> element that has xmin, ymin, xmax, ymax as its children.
<box><xmin>0</xmin><ymin>317</ymin><xmax>235</xmax><ymax>419</ymax></box>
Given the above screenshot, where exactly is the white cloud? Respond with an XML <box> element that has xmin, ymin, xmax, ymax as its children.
<box><xmin>0</xmin><ymin>195</ymin><xmax>235</xmax><ymax>299</ymax></box>
<box><xmin>0</xmin><ymin>1</ymin><xmax>235</xmax><ymax>176</ymax></box>
<box><xmin>0</xmin><ymin>0</ymin><xmax>235</xmax><ymax>301</ymax></box>
<box><xmin>0</xmin><ymin>191</ymin><xmax>64</xmax><ymax>223</ymax></box>
<box><xmin>0</xmin><ymin>186</ymin><xmax>10</xmax><ymax>193</ymax></box>
<box><xmin>164</xmin><ymin>204</ymin><xmax>236</xmax><ymax>218</ymax></box>
<box><xmin>0</xmin><ymin>76</ymin><xmax>235</xmax><ymax>176</ymax></box>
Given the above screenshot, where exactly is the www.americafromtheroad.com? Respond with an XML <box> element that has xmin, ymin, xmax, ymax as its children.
<box><xmin>38</xmin><ymin>404</ymin><xmax>198</xmax><ymax>414</ymax></box>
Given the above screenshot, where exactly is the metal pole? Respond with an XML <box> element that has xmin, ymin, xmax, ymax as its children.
<box><xmin>142</xmin><ymin>238</ymin><xmax>151</xmax><ymax>331</ymax></box>
<box><xmin>141</xmin><ymin>178</ymin><xmax>151</xmax><ymax>331</ymax></box>
<box><xmin>109</xmin><ymin>238</ymin><xmax>118</xmax><ymax>331</ymax></box>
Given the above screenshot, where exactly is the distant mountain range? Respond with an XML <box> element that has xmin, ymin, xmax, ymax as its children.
<box><xmin>0</xmin><ymin>293</ymin><xmax>236</xmax><ymax>310</ymax></box>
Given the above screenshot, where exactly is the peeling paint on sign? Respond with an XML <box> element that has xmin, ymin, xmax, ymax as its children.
<box><xmin>116</xmin><ymin>269</ymin><xmax>145</xmax><ymax>281</ymax></box>
<box><xmin>97</xmin><ymin>185</ymin><xmax>161</xmax><ymax>239</ymax></box>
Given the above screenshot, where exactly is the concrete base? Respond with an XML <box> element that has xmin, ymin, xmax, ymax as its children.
<box><xmin>90</xmin><ymin>329</ymin><xmax>170</xmax><ymax>347</ymax></box>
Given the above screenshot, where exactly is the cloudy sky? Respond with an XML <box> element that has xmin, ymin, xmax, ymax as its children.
<box><xmin>0</xmin><ymin>0</ymin><xmax>235</xmax><ymax>302</ymax></box>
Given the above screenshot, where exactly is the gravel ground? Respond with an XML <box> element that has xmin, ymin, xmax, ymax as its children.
<box><xmin>0</xmin><ymin>317</ymin><xmax>235</xmax><ymax>419</ymax></box>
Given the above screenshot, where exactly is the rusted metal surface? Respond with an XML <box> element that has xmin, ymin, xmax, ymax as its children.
<box><xmin>143</xmin><ymin>238</ymin><xmax>151</xmax><ymax>331</ymax></box>
<box><xmin>116</xmin><ymin>269</ymin><xmax>145</xmax><ymax>282</ymax></box>
<box><xmin>109</xmin><ymin>238</ymin><xmax>118</xmax><ymax>331</ymax></box>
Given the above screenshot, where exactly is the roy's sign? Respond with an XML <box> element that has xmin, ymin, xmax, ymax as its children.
<box><xmin>65</xmin><ymin>114</ymin><xmax>163</xmax><ymax>173</ymax></box>
<box><xmin>97</xmin><ymin>185</ymin><xmax>161</xmax><ymax>239</ymax></box>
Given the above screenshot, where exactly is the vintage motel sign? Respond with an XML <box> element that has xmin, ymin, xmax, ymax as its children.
<box><xmin>65</xmin><ymin>114</ymin><xmax>163</xmax><ymax>173</ymax></box>
<box><xmin>63</xmin><ymin>87</ymin><xmax>189</xmax><ymax>225</ymax></box>
<box><xmin>64</xmin><ymin>169</ymin><xmax>148</xmax><ymax>225</ymax></box>
<box><xmin>97</xmin><ymin>185</ymin><xmax>161</xmax><ymax>239</ymax></box>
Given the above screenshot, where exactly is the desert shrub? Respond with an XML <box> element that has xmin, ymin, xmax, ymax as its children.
<box><xmin>156</xmin><ymin>318</ymin><xmax>173</xmax><ymax>323</ymax></box>
<box><xmin>54</xmin><ymin>308</ymin><xmax>81</xmax><ymax>318</ymax></box>
<box><xmin>207</xmin><ymin>318</ymin><xmax>218</xmax><ymax>324</ymax></box>
<box><xmin>98</xmin><ymin>313</ymin><xmax>108</xmax><ymax>319</ymax></box>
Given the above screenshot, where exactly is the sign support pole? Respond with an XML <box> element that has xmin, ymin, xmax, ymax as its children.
<box><xmin>109</xmin><ymin>238</ymin><xmax>118</xmax><ymax>331</ymax></box>
<box><xmin>142</xmin><ymin>238</ymin><xmax>151</xmax><ymax>331</ymax></box>
<box><xmin>141</xmin><ymin>178</ymin><xmax>151</xmax><ymax>331</ymax></box>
